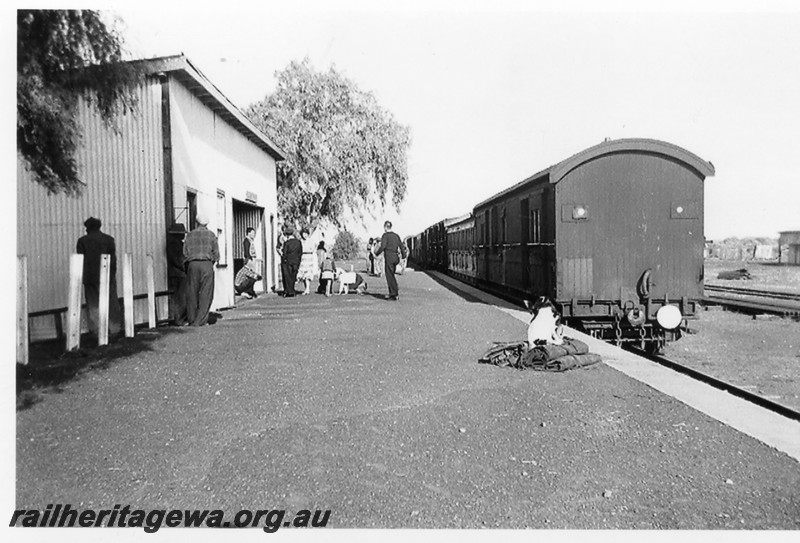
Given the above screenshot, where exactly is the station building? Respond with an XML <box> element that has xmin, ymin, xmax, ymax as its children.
<box><xmin>778</xmin><ymin>231</ymin><xmax>800</xmax><ymax>265</ymax></box>
<box><xmin>17</xmin><ymin>55</ymin><xmax>285</xmax><ymax>341</ymax></box>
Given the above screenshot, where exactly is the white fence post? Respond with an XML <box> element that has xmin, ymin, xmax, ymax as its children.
<box><xmin>146</xmin><ymin>254</ymin><xmax>156</xmax><ymax>328</ymax></box>
<box><xmin>123</xmin><ymin>253</ymin><xmax>134</xmax><ymax>338</ymax></box>
<box><xmin>66</xmin><ymin>254</ymin><xmax>84</xmax><ymax>351</ymax></box>
<box><xmin>98</xmin><ymin>254</ymin><xmax>111</xmax><ymax>346</ymax></box>
<box><xmin>17</xmin><ymin>256</ymin><xmax>29</xmax><ymax>365</ymax></box>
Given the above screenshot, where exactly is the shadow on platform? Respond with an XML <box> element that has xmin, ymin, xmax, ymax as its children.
<box><xmin>17</xmin><ymin>324</ymin><xmax>195</xmax><ymax>412</ymax></box>
<box><xmin>419</xmin><ymin>270</ymin><xmax>488</xmax><ymax>305</ymax></box>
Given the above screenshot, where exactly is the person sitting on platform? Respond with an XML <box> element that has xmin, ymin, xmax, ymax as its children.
<box><xmin>234</xmin><ymin>260</ymin><xmax>262</xmax><ymax>299</ymax></box>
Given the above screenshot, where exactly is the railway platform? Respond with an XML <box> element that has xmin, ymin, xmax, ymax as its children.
<box><xmin>15</xmin><ymin>267</ymin><xmax>800</xmax><ymax>529</ymax></box>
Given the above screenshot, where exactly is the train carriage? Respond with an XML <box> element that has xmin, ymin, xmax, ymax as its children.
<box><xmin>472</xmin><ymin>138</ymin><xmax>715</xmax><ymax>352</ymax></box>
<box><xmin>445</xmin><ymin>213</ymin><xmax>476</xmax><ymax>283</ymax></box>
<box><xmin>415</xmin><ymin>220</ymin><xmax>447</xmax><ymax>271</ymax></box>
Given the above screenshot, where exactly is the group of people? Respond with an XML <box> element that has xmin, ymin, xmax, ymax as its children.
<box><xmin>277</xmin><ymin>226</ymin><xmax>338</xmax><ymax>297</ymax></box>
<box><xmin>75</xmin><ymin>215</ymin><xmax>409</xmax><ymax>342</ymax></box>
<box><xmin>277</xmin><ymin>220</ymin><xmax>407</xmax><ymax>301</ymax></box>
<box><xmin>77</xmin><ymin>213</ymin><xmax>220</xmax><ymax>344</ymax></box>
<box><xmin>166</xmin><ymin>214</ymin><xmax>220</xmax><ymax>327</ymax></box>
<box><xmin>233</xmin><ymin>227</ymin><xmax>262</xmax><ymax>299</ymax></box>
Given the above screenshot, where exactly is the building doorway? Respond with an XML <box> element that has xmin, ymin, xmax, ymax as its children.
<box><xmin>186</xmin><ymin>190</ymin><xmax>198</xmax><ymax>230</ymax></box>
<box><xmin>232</xmin><ymin>199</ymin><xmax>266</xmax><ymax>294</ymax></box>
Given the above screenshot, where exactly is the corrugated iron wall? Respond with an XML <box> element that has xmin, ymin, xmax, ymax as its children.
<box><xmin>785</xmin><ymin>245</ymin><xmax>800</xmax><ymax>265</ymax></box>
<box><xmin>232</xmin><ymin>205</ymin><xmax>264</xmax><ymax>260</ymax></box>
<box><xmin>17</xmin><ymin>79</ymin><xmax>167</xmax><ymax>329</ymax></box>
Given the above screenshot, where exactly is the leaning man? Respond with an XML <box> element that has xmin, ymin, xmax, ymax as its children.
<box><xmin>183</xmin><ymin>214</ymin><xmax>220</xmax><ymax>326</ymax></box>
<box><xmin>76</xmin><ymin>217</ymin><xmax>123</xmax><ymax>338</ymax></box>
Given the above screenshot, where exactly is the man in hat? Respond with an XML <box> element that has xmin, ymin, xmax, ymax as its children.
<box><xmin>183</xmin><ymin>214</ymin><xmax>219</xmax><ymax>326</ymax></box>
<box><xmin>76</xmin><ymin>217</ymin><xmax>123</xmax><ymax>338</ymax></box>
<box><xmin>166</xmin><ymin>223</ymin><xmax>188</xmax><ymax>326</ymax></box>
<box><xmin>280</xmin><ymin>227</ymin><xmax>303</xmax><ymax>297</ymax></box>
<box><xmin>373</xmin><ymin>220</ymin><xmax>408</xmax><ymax>300</ymax></box>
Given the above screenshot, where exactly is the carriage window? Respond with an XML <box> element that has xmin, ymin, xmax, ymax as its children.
<box><xmin>531</xmin><ymin>209</ymin><xmax>541</xmax><ymax>243</ymax></box>
<box><xmin>501</xmin><ymin>207</ymin><xmax>507</xmax><ymax>244</ymax></box>
<box><xmin>491</xmin><ymin>206</ymin><xmax>500</xmax><ymax>245</ymax></box>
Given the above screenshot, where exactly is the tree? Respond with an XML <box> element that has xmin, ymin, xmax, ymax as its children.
<box><xmin>246</xmin><ymin>59</ymin><xmax>411</xmax><ymax>229</ymax></box>
<box><xmin>331</xmin><ymin>230</ymin><xmax>362</xmax><ymax>261</ymax></box>
<box><xmin>17</xmin><ymin>10</ymin><xmax>141</xmax><ymax>195</ymax></box>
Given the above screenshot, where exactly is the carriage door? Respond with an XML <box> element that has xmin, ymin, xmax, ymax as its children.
<box><xmin>520</xmin><ymin>198</ymin><xmax>530</xmax><ymax>291</ymax></box>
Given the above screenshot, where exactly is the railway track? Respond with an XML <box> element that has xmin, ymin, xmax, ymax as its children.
<box><xmin>626</xmin><ymin>346</ymin><xmax>800</xmax><ymax>423</ymax></box>
<box><xmin>704</xmin><ymin>284</ymin><xmax>800</xmax><ymax>302</ymax></box>
<box><xmin>703</xmin><ymin>284</ymin><xmax>800</xmax><ymax>317</ymax></box>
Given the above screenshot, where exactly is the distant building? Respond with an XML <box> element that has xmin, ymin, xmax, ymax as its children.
<box><xmin>17</xmin><ymin>55</ymin><xmax>285</xmax><ymax>340</ymax></box>
<box><xmin>778</xmin><ymin>231</ymin><xmax>800</xmax><ymax>265</ymax></box>
<box><xmin>753</xmin><ymin>244</ymin><xmax>776</xmax><ymax>260</ymax></box>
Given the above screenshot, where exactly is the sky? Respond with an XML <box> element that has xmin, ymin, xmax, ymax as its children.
<box><xmin>105</xmin><ymin>0</ymin><xmax>800</xmax><ymax>242</ymax></box>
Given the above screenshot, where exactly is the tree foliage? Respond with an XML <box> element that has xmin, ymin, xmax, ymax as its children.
<box><xmin>331</xmin><ymin>230</ymin><xmax>363</xmax><ymax>261</ymax></box>
<box><xmin>17</xmin><ymin>10</ymin><xmax>141</xmax><ymax>195</ymax></box>
<box><xmin>246</xmin><ymin>59</ymin><xmax>411</xmax><ymax>229</ymax></box>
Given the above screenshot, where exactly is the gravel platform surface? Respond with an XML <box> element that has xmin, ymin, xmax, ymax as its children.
<box><xmin>16</xmin><ymin>269</ymin><xmax>800</xmax><ymax>529</ymax></box>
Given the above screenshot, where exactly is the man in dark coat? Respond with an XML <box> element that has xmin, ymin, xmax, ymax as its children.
<box><xmin>373</xmin><ymin>220</ymin><xmax>408</xmax><ymax>300</ymax></box>
<box><xmin>183</xmin><ymin>214</ymin><xmax>219</xmax><ymax>326</ymax></box>
<box><xmin>76</xmin><ymin>217</ymin><xmax>123</xmax><ymax>337</ymax></box>
<box><xmin>243</xmin><ymin>227</ymin><xmax>256</xmax><ymax>265</ymax></box>
<box><xmin>280</xmin><ymin>227</ymin><xmax>303</xmax><ymax>297</ymax></box>
<box><xmin>166</xmin><ymin>223</ymin><xmax>188</xmax><ymax>326</ymax></box>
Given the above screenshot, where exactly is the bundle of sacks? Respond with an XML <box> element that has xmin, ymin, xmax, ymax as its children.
<box><xmin>479</xmin><ymin>297</ymin><xmax>602</xmax><ymax>372</ymax></box>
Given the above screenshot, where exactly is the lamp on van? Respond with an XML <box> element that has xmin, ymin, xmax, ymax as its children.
<box><xmin>656</xmin><ymin>305</ymin><xmax>682</xmax><ymax>330</ymax></box>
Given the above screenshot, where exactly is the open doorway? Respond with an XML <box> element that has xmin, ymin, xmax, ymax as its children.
<box><xmin>232</xmin><ymin>199</ymin><xmax>266</xmax><ymax>294</ymax></box>
<box><xmin>185</xmin><ymin>190</ymin><xmax>198</xmax><ymax>231</ymax></box>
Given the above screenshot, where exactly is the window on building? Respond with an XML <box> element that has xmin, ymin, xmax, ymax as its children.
<box><xmin>217</xmin><ymin>190</ymin><xmax>227</xmax><ymax>266</ymax></box>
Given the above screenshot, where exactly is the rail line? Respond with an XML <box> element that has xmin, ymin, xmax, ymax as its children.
<box><xmin>704</xmin><ymin>284</ymin><xmax>800</xmax><ymax>302</ymax></box>
<box><xmin>626</xmin><ymin>346</ymin><xmax>800</xmax><ymax>423</ymax></box>
<box><xmin>702</xmin><ymin>295</ymin><xmax>800</xmax><ymax>318</ymax></box>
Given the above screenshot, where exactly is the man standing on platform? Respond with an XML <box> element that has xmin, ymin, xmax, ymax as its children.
<box><xmin>280</xmin><ymin>227</ymin><xmax>303</xmax><ymax>297</ymax></box>
<box><xmin>183</xmin><ymin>214</ymin><xmax>219</xmax><ymax>326</ymax></box>
<box><xmin>243</xmin><ymin>226</ymin><xmax>256</xmax><ymax>266</ymax></box>
<box><xmin>373</xmin><ymin>220</ymin><xmax>408</xmax><ymax>301</ymax></box>
<box><xmin>77</xmin><ymin>217</ymin><xmax>123</xmax><ymax>338</ymax></box>
<box><xmin>166</xmin><ymin>223</ymin><xmax>188</xmax><ymax>326</ymax></box>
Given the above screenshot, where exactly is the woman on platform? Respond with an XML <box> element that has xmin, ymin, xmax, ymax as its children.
<box><xmin>298</xmin><ymin>229</ymin><xmax>318</xmax><ymax>295</ymax></box>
